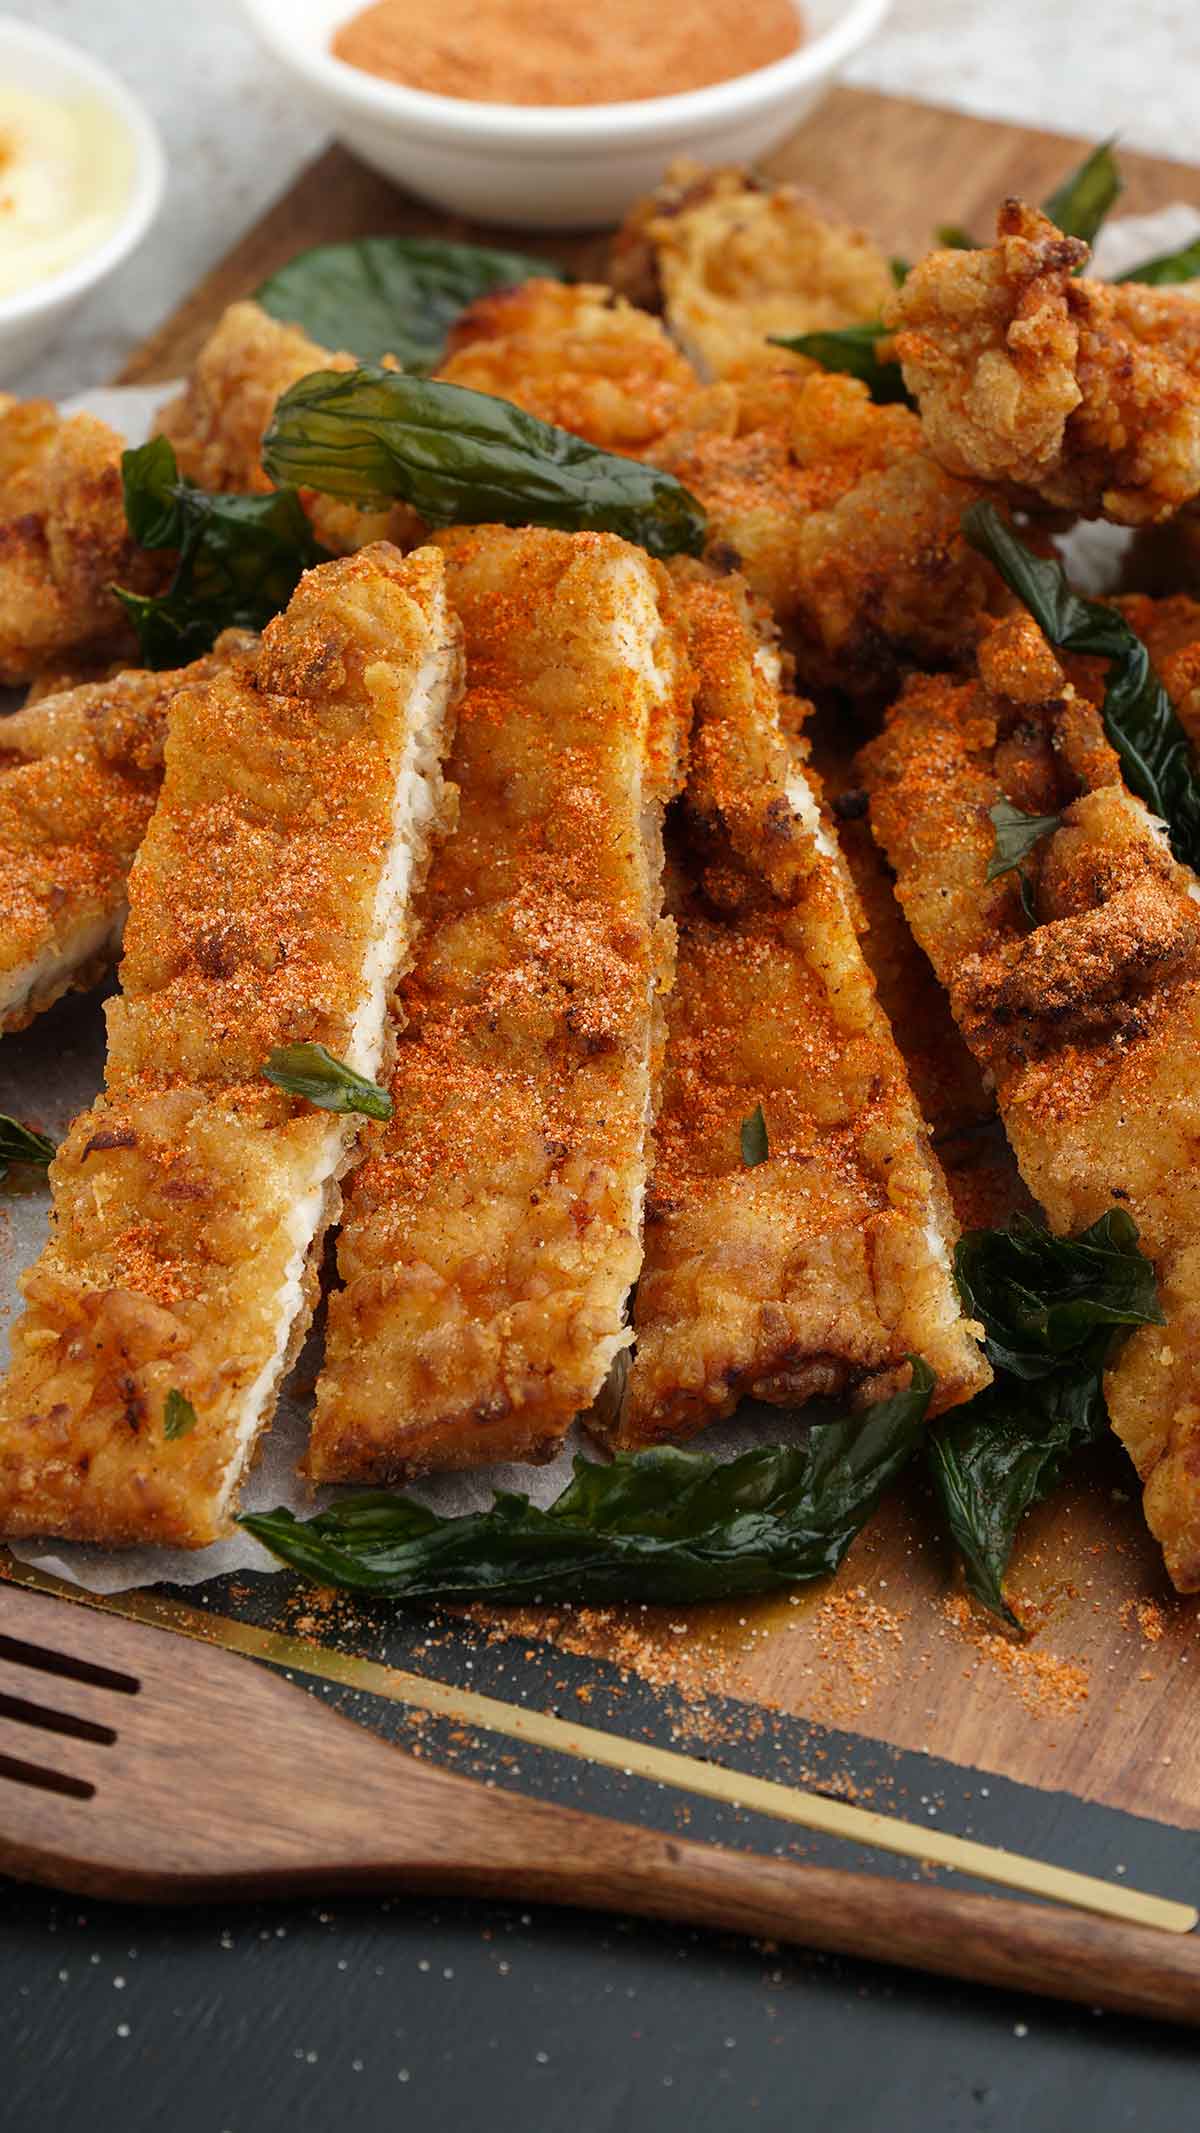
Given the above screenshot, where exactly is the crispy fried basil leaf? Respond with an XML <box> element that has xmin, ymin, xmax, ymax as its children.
<box><xmin>986</xmin><ymin>799</ymin><xmax>1063</xmax><ymax>885</ymax></box>
<box><xmin>114</xmin><ymin>438</ymin><xmax>327</xmax><ymax>666</ymax></box>
<box><xmin>163</xmin><ymin>1389</ymin><xmax>198</xmax><ymax>1441</ymax></box>
<box><xmin>964</xmin><ymin>501</ymin><xmax>1200</xmax><ymax>871</ymax></box>
<box><xmin>767</xmin><ymin>322</ymin><xmax>912</xmax><ymax>406</ymax></box>
<box><xmin>1042</xmin><ymin>138</ymin><xmax>1122</xmax><ymax>244</ymax></box>
<box><xmin>1116</xmin><ymin>236</ymin><xmax>1200</xmax><ymax>286</ymax></box>
<box><xmin>262</xmin><ymin>369</ymin><xmax>706</xmax><ymax>560</ymax></box>
<box><xmin>240</xmin><ymin>1362</ymin><xmax>935</xmax><ymax>1602</ymax></box>
<box><xmin>256</xmin><ymin>236</ymin><xmax>562</xmax><ymax>371</ymax></box>
<box><xmin>931</xmin><ymin>1212</ymin><xmax>1161</xmax><ymax>1623</ymax></box>
<box><xmin>262</xmin><ymin>1042</ymin><xmax>393</xmax><ymax>1122</ymax></box>
<box><xmin>740</xmin><ymin>1104</ymin><xmax>769</xmax><ymax>1167</ymax></box>
<box><xmin>936</xmin><ymin>224</ymin><xmax>981</xmax><ymax>251</ymax></box>
<box><xmin>0</xmin><ymin>1113</ymin><xmax>55</xmax><ymax>1183</ymax></box>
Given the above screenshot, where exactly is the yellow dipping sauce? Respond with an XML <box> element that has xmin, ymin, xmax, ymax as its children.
<box><xmin>0</xmin><ymin>87</ymin><xmax>136</xmax><ymax>302</ymax></box>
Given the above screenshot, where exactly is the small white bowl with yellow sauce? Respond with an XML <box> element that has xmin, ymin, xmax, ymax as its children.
<box><xmin>0</xmin><ymin>19</ymin><xmax>165</xmax><ymax>382</ymax></box>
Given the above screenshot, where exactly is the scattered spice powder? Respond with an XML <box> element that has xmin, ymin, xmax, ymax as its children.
<box><xmin>332</xmin><ymin>0</ymin><xmax>804</xmax><ymax>107</ymax></box>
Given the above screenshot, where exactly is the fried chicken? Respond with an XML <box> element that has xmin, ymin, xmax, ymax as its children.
<box><xmin>0</xmin><ymin>631</ymin><xmax>256</xmax><ymax>1035</ymax></box>
<box><xmin>310</xmin><ymin>527</ymin><xmax>694</xmax><ymax>1482</ymax></box>
<box><xmin>611</xmin><ymin>159</ymin><xmax>896</xmax><ymax>379</ymax></box>
<box><xmin>0</xmin><ymin>395</ymin><xmax>161</xmax><ymax>685</ymax></box>
<box><xmin>154</xmin><ymin>300</ymin><xmax>417</xmax><ymax>553</ymax></box>
<box><xmin>0</xmin><ymin>544</ymin><xmax>461</xmax><ymax>1547</ymax></box>
<box><xmin>605</xmin><ymin>561</ymin><xmax>989</xmax><ymax>1449</ymax></box>
<box><xmin>439</xmin><ymin>278</ymin><xmax>700</xmax><ymax>457</ymax></box>
<box><xmin>888</xmin><ymin>202</ymin><xmax>1200</xmax><ymax>526</ymax></box>
<box><xmin>650</xmin><ymin>365</ymin><xmax>999</xmax><ymax>698</ymax></box>
<box><xmin>859</xmin><ymin>614</ymin><xmax>1200</xmax><ymax>1590</ymax></box>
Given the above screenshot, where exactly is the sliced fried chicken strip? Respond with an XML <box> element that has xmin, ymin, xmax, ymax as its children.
<box><xmin>310</xmin><ymin>526</ymin><xmax>694</xmax><ymax>1482</ymax></box>
<box><xmin>860</xmin><ymin>614</ymin><xmax>1200</xmax><ymax>1590</ymax></box>
<box><xmin>0</xmin><ymin>631</ymin><xmax>256</xmax><ymax>1034</ymax></box>
<box><xmin>0</xmin><ymin>395</ymin><xmax>162</xmax><ymax>685</ymax></box>
<box><xmin>888</xmin><ymin>202</ymin><xmax>1200</xmax><ymax>526</ymax></box>
<box><xmin>606</xmin><ymin>562</ymin><xmax>989</xmax><ymax>1449</ymax></box>
<box><xmin>0</xmin><ymin>543</ymin><xmax>462</xmax><ymax>1547</ymax></box>
<box><xmin>611</xmin><ymin>159</ymin><xmax>895</xmax><ymax>379</ymax></box>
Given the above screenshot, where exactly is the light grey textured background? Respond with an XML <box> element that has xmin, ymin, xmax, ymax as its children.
<box><xmin>8</xmin><ymin>0</ymin><xmax>1200</xmax><ymax>396</ymax></box>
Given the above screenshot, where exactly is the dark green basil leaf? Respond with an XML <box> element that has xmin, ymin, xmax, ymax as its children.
<box><xmin>889</xmin><ymin>256</ymin><xmax>911</xmax><ymax>287</ymax></box>
<box><xmin>740</xmin><ymin>1104</ymin><xmax>769</xmax><ymax>1167</ymax></box>
<box><xmin>964</xmin><ymin>501</ymin><xmax>1200</xmax><ymax>871</ymax></box>
<box><xmin>932</xmin><ymin>1211</ymin><xmax>1161</xmax><ymax>1623</ymax></box>
<box><xmin>929</xmin><ymin>1370</ymin><xmax>1104</xmax><ymax>1627</ymax></box>
<box><xmin>768</xmin><ymin>323</ymin><xmax>912</xmax><ymax>406</ymax></box>
<box><xmin>256</xmin><ymin>236</ymin><xmax>562</xmax><ymax>372</ymax></box>
<box><xmin>0</xmin><ymin>1113</ymin><xmax>56</xmax><ymax>1183</ymax></box>
<box><xmin>240</xmin><ymin>1360</ymin><xmax>935</xmax><ymax>1602</ymax></box>
<box><xmin>262</xmin><ymin>1042</ymin><xmax>393</xmax><ymax>1122</ymax></box>
<box><xmin>114</xmin><ymin>438</ymin><xmax>328</xmax><ymax>667</ymax></box>
<box><xmin>1042</xmin><ymin>139</ymin><xmax>1122</xmax><ymax>244</ymax></box>
<box><xmin>262</xmin><ymin>369</ymin><xmax>706</xmax><ymax>560</ymax></box>
<box><xmin>936</xmin><ymin>224</ymin><xmax>980</xmax><ymax>251</ymax></box>
<box><xmin>956</xmin><ymin>1210</ymin><xmax>1163</xmax><ymax>1380</ymax></box>
<box><xmin>1115</xmin><ymin>236</ymin><xmax>1200</xmax><ymax>286</ymax></box>
<box><xmin>985</xmin><ymin>799</ymin><xmax>1062</xmax><ymax>906</ymax></box>
<box><xmin>163</xmin><ymin>1389</ymin><xmax>198</xmax><ymax>1441</ymax></box>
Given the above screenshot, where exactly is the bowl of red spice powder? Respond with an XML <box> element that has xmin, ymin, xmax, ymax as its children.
<box><xmin>240</xmin><ymin>0</ymin><xmax>891</xmax><ymax>227</ymax></box>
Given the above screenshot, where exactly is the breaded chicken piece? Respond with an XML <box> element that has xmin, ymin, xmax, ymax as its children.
<box><xmin>888</xmin><ymin>202</ymin><xmax>1200</xmax><ymax>526</ymax></box>
<box><xmin>154</xmin><ymin>300</ymin><xmax>416</xmax><ymax>554</ymax></box>
<box><xmin>607</xmin><ymin>563</ymin><xmax>988</xmax><ymax>1448</ymax></box>
<box><xmin>650</xmin><ymin>366</ymin><xmax>998</xmax><ymax>698</ymax></box>
<box><xmin>860</xmin><ymin>615</ymin><xmax>1200</xmax><ymax>1590</ymax></box>
<box><xmin>611</xmin><ymin>159</ymin><xmax>896</xmax><ymax>380</ymax></box>
<box><xmin>439</xmin><ymin>279</ymin><xmax>700</xmax><ymax>457</ymax></box>
<box><xmin>310</xmin><ymin>526</ymin><xmax>694</xmax><ymax>1482</ymax></box>
<box><xmin>0</xmin><ymin>396</ymin><xmax>161</xmax><ymax>685</ymax></box>
<box><xmin>0</xmin><ymin>632</ymin><xmax>256</xmax><ymax>1034</ymax></box>
<box><xmin>0</xmin><ymin>544</ymin><xmax>462</xmax><ymax>1547</ymax></box>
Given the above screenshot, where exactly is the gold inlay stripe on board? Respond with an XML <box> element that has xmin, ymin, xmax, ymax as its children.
<box><xmin>3</xmin><ymin>1555</ymin><xmax>1194</xmax><ymax>1936</ymax></box>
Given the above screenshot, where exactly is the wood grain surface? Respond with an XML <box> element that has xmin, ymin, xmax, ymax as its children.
<box><xmin>110</xmin><ymin>88</ymin><xmax>1200</xmax><ymax>1835</ymax></box>
<box><xmin>5</xmin><ymin>1584</ymin><xmax>1200</xmax><ymax>2027</ymax></box>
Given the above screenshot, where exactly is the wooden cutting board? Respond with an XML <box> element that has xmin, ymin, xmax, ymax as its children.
<box><xmin>88</xmin><ymin>87</ymin><xmax>1200</xmax><ymax>1837</ymax></box>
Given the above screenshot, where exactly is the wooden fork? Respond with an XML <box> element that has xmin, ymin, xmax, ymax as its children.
<box><xmin>2</xmin><ymin>1583</ymin><xmax>1199</xmax><ymax>2026</ymax></box>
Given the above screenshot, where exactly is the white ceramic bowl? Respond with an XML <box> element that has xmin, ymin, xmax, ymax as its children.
<box><xmin>0</xmin><ymin>18</ymin><xmax>165</xmax><ymax>383</ymax></box>
<box><xmin>241</xmin><ymin>0</ymin><xmax>891</xmax><ymax>229</ymax></box>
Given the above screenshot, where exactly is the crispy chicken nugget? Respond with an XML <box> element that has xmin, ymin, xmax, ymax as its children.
<box><xmin>439</xmin><ymin>278</ymin><xmax>701</xmax><ymax>457</ymax></box>
<box><xmin>608</xmin><ymin>562</ymin><xmax>988</xmax><ymax>1447</ymax></box>
<box><xmin>888</xmin><ymin>202</ymin><xmax>1200</xmax><ymax>526</ymax></box>
<box><xmin>0</xmin><ymin>543</ymin><xmax>462</xmax><ymax>1547</ymax></box>
<box><xmin>0</xmin><ymin>396</ymin><xmax>160</xmax><ymax>685</ymax></box>
<box><xmin>311</xmin><ymin>526</ymin><xmax>694</xmax><ymax>1481</ymax></box>
<box><xmin>650</xmin><ymin>366</ymin><xmax>998</xmax><ymax>697</ymax></box>
<box><xmin>860</xmin><ymin>615</ymin><xmax>1200</xmax><ymax>1590</ymax></box>
<box><xmin>611</xmin><ymin>159</ymin><xmax>895</xmax><ymax>379</ymax></box>
<box><xmin>154</xmin><ymin>299</ymin><xmax>417</xmax><ymax>553</ymax></box>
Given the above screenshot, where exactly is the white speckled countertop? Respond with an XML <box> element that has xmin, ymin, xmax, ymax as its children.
<box><xmin>7</xmin><ymin>0</ymin><xmax>1199</xmax><ymax>397</ymax></box>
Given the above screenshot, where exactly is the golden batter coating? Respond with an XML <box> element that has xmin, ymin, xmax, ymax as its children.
<box><xmin>608</xmin><ymin>563</ymin><xmax>988</xmax><ymax>1448</ymax></box>
<box><xmin>0</xmin><ymin>396</ymin><xmax>161</xmax><ymax>685</ymax></box>
<box><xmin>860</xmin><ymin>615</ymin><xmax>1200</xmax><ymax>1590</ymax></box>
<box><xmin>439</xmin><ymin>279</ymin><xmax>700</xmax><ymax>457</ymax></box>
<box><xmin>649</xmin><ymin>366</ymin><xmax>999</xmax><ymax>698</ymax></box>
<box><xmin>154</xmin><ymin>300</ymin><xmax>416</xmax><ymax>553</ymax></box>
<box><xmin>888</xmin><ymin>202</ymin><xmax>1200</xmax><ymax>526</ymax></box>
<box><xmin>0</xmin><ymin>543</ymin><xmax>462</xmax><ymax>1547</ymax></box>
<box><xmin>611</xmin><ymin>160</ymin><xmax>896</xmax><ymax>380</ymax></box>
<box><xmin>0</xmin><ymin>633</ymin><xmax>256</xmax><ymax>1035</ymax></box>
<box><xmin>311</xmin><ymin>526</ymin><xmax>694</xmax><ymax>1482</ymax></box>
